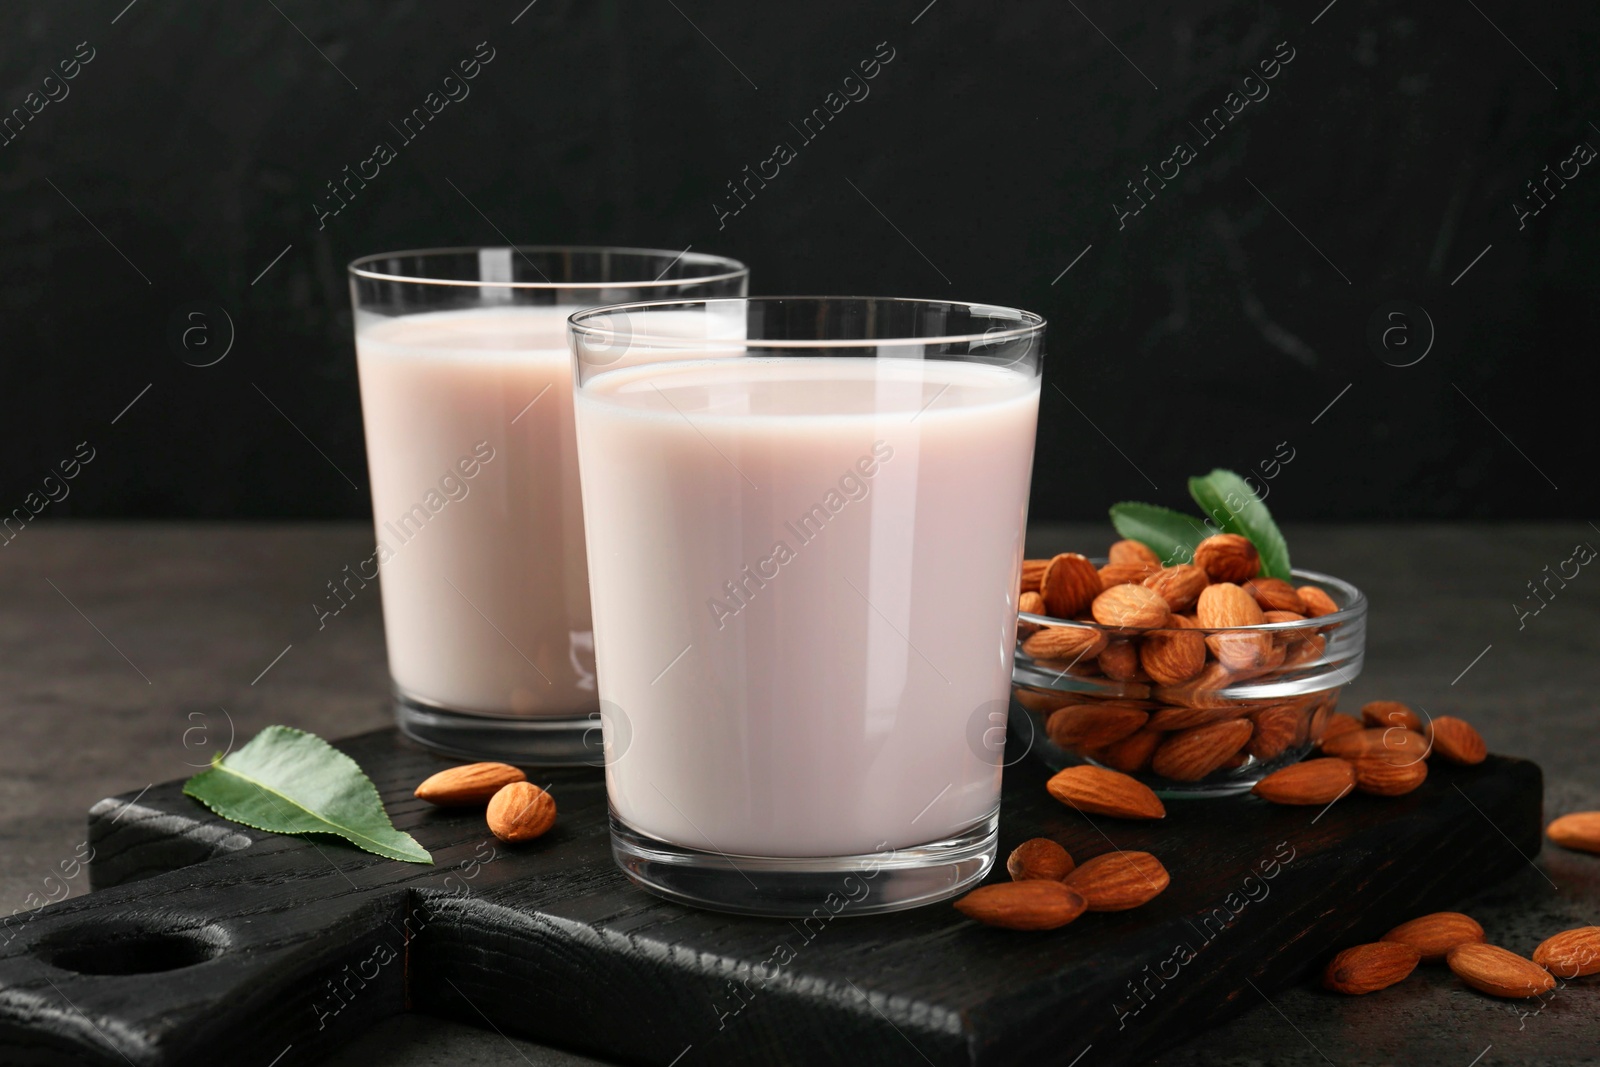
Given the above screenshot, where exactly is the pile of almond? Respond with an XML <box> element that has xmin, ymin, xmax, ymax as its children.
<box><xmin>954</xmin><ymin>836</ymin><xmax>1169</xmax><ymax>930</ymax></box>
<box><xmin>1016</xmin><ymin>533</ymin><xmax>1345</xmax><ymax>783</ymax></box>
<box><xmin>414</xmin><ymin>761</ymin><xmax>557</xmax><ymax>843</ymax></box>
<box><xmin>1324</xmin><ymin>911</ymin><xmax>1600</xmax><ymax>998</ymax></box>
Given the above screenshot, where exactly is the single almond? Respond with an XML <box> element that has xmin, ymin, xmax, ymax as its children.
<box><xmin>1297</xmin><ymin>584</ymin><xmax>1339</xmax><ymax>617</ymax></box>
<box><xmin>1447</xmin><ymin>943</ymin><xmax>1556</xmax><ymax>998</ymax></box>
<box><xmin>1428</xmin><ymin>716</ymin><xmax>1487</xmax><ymax>765</ymax></box>
<box><xmin>1094</xmin><ymin>728</ymin><xmax>1163</xmax><ymax>774</ymax></box>
<box><xmin>1546</xmin><ymin>811</ymin><xmax>1600</xmax><ymax>854</ymax></box>
<box><xmin>1021</xmin><ymin>625</ymin><xmax>1108</xmax><ymax>663</ymax></box>
<box><xmin>1193</xmin><ymin>533</ymin><xmax>1260</xmax><ymax>582</ymax></box>
<box><xmin>1139</xmin><ymin>628</ymin><xmax>1208</xmax><ymax>686</ymax></box>
<box><xmin>1532</xmin><ymin>927</ymin><xmax>1600</xmax><ymax>979</ymax></box>
<box><xmin>1243</xmin><ymin>577</ymin><xmax>1306</xmax><ymax>614</ymax></box>
<box><xmin>1252</xmin><ymin>757</ymin><xmax>1355</xmax><ymax>805</ymax></box>
<box><xmin>1142</xmin><ymin>564</ymin><xmax>1209</xmax><ymax>613</ymax></box>
<box><xmin>1151</xmin><ymin>719</ymin><xmax>1254</xmax><ymax>781</ymax></box>
<box><xmin>1046</xmin><ymin>765</ymin><xmax>1166</xmax><ymax>819</ymax></box>
<box><xmin>1109</xmin><ymin>539</ymin><xmax>1162</xmax><ymax>567</ymax></box>
<box><xmin>1007</xmin><ymin>837</ymin><xmax>1075</xmax><ymax>882</ymax></box>
<box><xmin>1039</xmin><ymin>553</ymin><xmax>1102</xmax><ymax>618</ymax></box>
<box><xmin>1281</xmin><ymin>632</ymin><xmax>1327</xmax><ymax>667</ymax></box>
<box><xmin>1151</xmin><ymin>662</ymin><xmax>1239</xmax><ymax>710</ymax></box>
<box><xmin>1317</xmin><ymin>711</ymin><xmax>1364</xmax><ymax>745</ymax></box>
<box><xmin>1352</xmin><ymin>757</ymin><xmax>1428</xmax><ymax>797</ymax></box>
<box><xmin>1361</xmin><ymin>700</ymin><xmax>1423</xmax><ymax>732</ymax></box>
<box><xmin>1381</xmin><ymin>912</ymin><xmax>1486</xmax><ymax>961</ymax></box>
<box><xmin>1196</xmin><ymin>583</ymin><xmax>1274</xmax><ymax>672</ymax></box>
<box><xmin>415</xmin><ymin>761</ymin><xmax>527</xmax><ymax>806</ymax></box>
<box><xmin>1098</xmin><ymin>560</ymin><xmax>1159</xmax><ymax>590</ymax></box>
<box><xmin>1092</xmin><ymin>584</ymin><xmax>1170</xmax><ymax>630</ymax></box>
<box><xmin>1013</xmin><ymin>686</ymin><xmax>1076</xmax><ymax>714</ymax></box>
<box><xmin>1018</xmin><ymin>590</ymin><xmax>1046</xmax><ymax>615</ymax></box>
<box><xmin>1019</xmin><ymin>558</ymin><xmax>1049</xmax><ymax>595</ymax></box>
<box><xmin>486</xmin><ymin>781</ymin><xmax>557</xmax><ymax>842</ymax></box>
<box><xmin>1063</xmin><ymin>850</ymin><xmax>1170</xmax><ymax>911</ymax></box>
<box><xmin>954</xmin><ymin>880</ymin><xmax>1087</xmax><ymax>930</ymax></box>
<box><xmin>1146</xmin><ymin>702</ymin><xmax>1249</xmax><ymax>731</ymax></box>
<box><xmin>1247</xmin><ymin>704</ymin><xmax>1305</xmax><ymax>761</ymax></box>
<box><xmin>1097</xmin><ymin>640</ymin><xmax>1141</xmax><ymax>681</ymax></box>
<box><xmin>1046</xmin><ymin>704</ymin><xmax>1148</xmax><ymax>751</ymax></box>
<box><xmin>1321</xmin><ymin>727</ymin><xmax>1430</xmax><ymax>763</ymax></box>
<box><xmin>1323</xmin><ymin>942</ymin><xmax>1421</xmax><ymax>994</ymax></box>
<box><xmin>1262</xmin><ymin>609</ymin><xmax>1307</xmax><ymax>625</ymax></box>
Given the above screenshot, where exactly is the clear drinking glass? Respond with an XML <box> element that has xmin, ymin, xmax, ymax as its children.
<box><xmin>347</xmin><ymin>247</ymin><xmax>748</xmax><ymax>762</ymax></box>
<box><xmin>569</xmin><ymin>297</ymin><xmax>1045</xmax><ymax>915</ymax></box>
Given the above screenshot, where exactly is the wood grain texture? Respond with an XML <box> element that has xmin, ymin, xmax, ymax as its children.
<box><xmin>0</xmin><ymin>728</ymin><xmax>1541</xmax><ymax>1066</ymax></box>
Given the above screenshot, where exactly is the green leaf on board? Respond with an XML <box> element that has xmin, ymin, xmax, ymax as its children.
<box><xmin>1108</xmin><ymin>501</ymin><xmax>1211</xmax><ymax>566</ymax></box>
<box><xmin>1187</xmin><ymin>468</ymin><xmax>1292</xmax><ymax>580</ymax></box>
<box><xmin>183</xmin><ymin>725</ymin><xmax>432</xmax><ymax>864</ymax></box>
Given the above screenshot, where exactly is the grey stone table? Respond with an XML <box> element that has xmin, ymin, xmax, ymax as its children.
<box><xmin>2</xmin><ymin>522</ymin><xmax>1596</xmax><ymax>1066</ymax></box>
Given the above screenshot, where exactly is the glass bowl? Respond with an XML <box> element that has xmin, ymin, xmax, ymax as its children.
<box><xmin>1011</xmin><ymin>565</ymin><xmax>1367</xmax><ymax>797</ymax></box>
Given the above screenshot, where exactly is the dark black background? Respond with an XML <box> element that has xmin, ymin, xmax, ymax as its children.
<box><xmin>2</xmin><ymin>0</ymin><xmax>1595</xmax><ymax>523</ymax></box>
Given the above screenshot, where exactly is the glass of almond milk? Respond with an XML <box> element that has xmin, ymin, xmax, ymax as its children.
<box><xmin>569</xmin><ymin>297</ymin><xmax>1044</xmax><ymax>915</ymax></box>
<box><xmin>347</xmin><ymin>248</ymin><xmax>748</xmax><ymax>762</ymax></box>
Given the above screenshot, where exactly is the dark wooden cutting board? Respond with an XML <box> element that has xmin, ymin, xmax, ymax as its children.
<box><xmin>0</xmin><ymin>727</ymin><xmax>1541</xmax><ymax>1067</ymax></box>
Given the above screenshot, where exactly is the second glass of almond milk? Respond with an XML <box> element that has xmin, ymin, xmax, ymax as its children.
<box><xmin>347</xmin><ymin>248</ymin><xmax>748</xmax><ymax>762</ymax></box>
<box><xmin>570</xmin><ymin>297</ymin><xmax>1044</xmax><ymax>915</ymax></box>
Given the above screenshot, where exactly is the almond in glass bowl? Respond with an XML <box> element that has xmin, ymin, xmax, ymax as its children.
<box><xmin>1012</xmin><ymin>554</ymin><xmax>1366</xmax><ymax>797</ymax></box>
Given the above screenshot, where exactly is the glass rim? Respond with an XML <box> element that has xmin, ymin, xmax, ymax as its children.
<box><xmin>1018</xmin><ymin>566</ymin><xmax>1367</xmax><ymax>633</ymax></box>
<box><xmin>346</xmin><ymin>245</ymin><xmax>750</xmax><ymax>290</ymax></box>
<box><xmin>568</xmin><ymin>296</ymin><xmax>1048</xmax><ymax>350</ymax></box>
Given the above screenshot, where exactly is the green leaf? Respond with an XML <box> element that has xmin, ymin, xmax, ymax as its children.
<box><xmin>1108</xmin><ymin>501</ymin><xmax>1211</xmax><ymax>566</ymax></box>
<box><xmin>183</xmin><ymin>725</ymin><xmax>431</xmax><ymax>864</ymax></box>
<box><xmin>1187</xmin><ymin>469</ymin><xmax>1292</xmax><ymax>580</ymax></box>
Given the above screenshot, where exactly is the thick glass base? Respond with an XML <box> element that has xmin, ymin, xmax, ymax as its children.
<box><xmin>395</xmin><ymin>693</ymin><xmax>602</xmax><ymax>765</ymax></box>
<box><xmin>609</xmin><ymin>809</ymin><xmax>998</xmax><ymax>917</ymax></box>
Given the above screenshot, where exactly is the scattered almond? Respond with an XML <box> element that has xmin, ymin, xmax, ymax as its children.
<box><xmin>1151</xmin><ymin>719</ymin><xmax>1254</xmax><ymax>781</ymax></box>
<box><xmin>1193</xmin><ymin>533</ymin><xmax>1260</xmax><ymax>582</ymax></box>
<box><xmin>1316</xmin><ymin>712</ymin><xmax>1363</xmax><ymax>745</ymax></box>
<box><xmin>1532</xmin><ymin>927</ymin><xmax>1600</xmax><ymax>979</ymax></box>
<box><xmin>486</xmin><ymin>781</ymin><xmax>557</xmax><ymax>842</ymax></box>
<box><xmin>1428</xmin><ymin>716</ymin><xmax>1487</xmax><ymax>766</ymax></box>
<box><xmin>1447</xmin><ymin>943</ymin><xmax>1556</xmax><ymax>998</ymax></box>
<box><xmin>1142</xmin><ymin>564</ymin><xmax>1209</xmax><ymax>613</ymax></box>
<box><xmin>1046</xmin><ymin>704</ymin><xmax>1148</xmax><ymax>750</ymax></box>
<box><xmin>954</xmin><ymin>880</ymin><xmax>1087</xmax><ymax>930</ymax></box>
<box><xmin>1352</xmin><ymin>757</ymin><xmax>1428</xmax><ymax>797</ymax></box>
<box><xmin>1045</xmin><ymin>765</ymin><xmax>1166</xmax><ymax>820</ymax></box>
<box><xmin>1546</xmin><ymin>812</ymin><xmax>1600</xmax><ymax>855</ymax></box>
<box><xmin>1092</xmin><ymin>584</ymin><xmax>1170</xmax><ymax>630</ymax></box>
<box><xmin>1252</xmin><ymin>758</ymin><xmax>1355</xmax><ymax>805</ymax></box>
<box><xmin>1321</xmin><ymin>727</ymin><xmax>1429</xmax><ymax>764</ymax></box>
<box><xmin>1323</xmin><ymin>942</ymin><xmax>1421</xmax><ymax>994</ymax></box>
<box><xmin>1381</xmin><ymin>912</ymin><xmax>1486</xmax><ymax>961</ymax></box>
<box><xmin>1361</xmin><ymin>700</ymin><xmax>1422</xmax><ymax>732</ymax></box>
<box><xmin>1007</xmin><ymin>837</ymin><xmax>1075</xmax><ymax>882</ymax></box>
<box><xmin>1063</xmin><ymin>851</ymin><xmax>1170</xmax><ymax>911</ymax></box>
<box><xmin>415</xmin><ymin>762</ymin><xmax>527</xmax><ymax>806</ymax></box>
<box><xmin>1109</xmin><ymin>539</ymin><xmax>1161</xmax><ymax>567</ymax></box>
<box><xmin>1039</xmin><ymin>553</ymin><xmax>1102</xmax><ymax>618</ymax></box>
